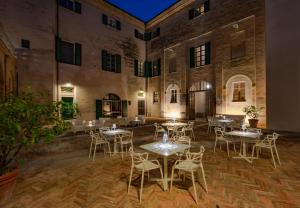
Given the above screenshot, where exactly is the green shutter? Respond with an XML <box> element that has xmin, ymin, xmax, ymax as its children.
<box><xmin>55</xmin><ymin>36</ymin><xmax>61</xmax><ymax>62</ymax></box>
<box><xmin>75</xmin><ymin>43</ymin><xmax>81</xmax><ymax>66</ymax></box>
<box><xmin>145</xmin><ymin>61</ymin><xmax>149</xmax><ymax>77</ymax></box>
<box><xmin>116</xmin><ymin>20</ymin><xmax>121</xmax><ymax>30</ymax></box>
<box><xmin>121</xmin><ymin>100</ymin><xmax>128</xmax><ymax>117</ymax></box>
<box><xmin>96</xmin><ymin>100</ymin><xmax>103</xmax><ymax>119</ymax></box>
<box><xmin>116</xmin><ymin>54</ymin><xmax>121</xmax><ymax>73</ymax></box>
<box><xmin>134</xmin><ymin>59</ymin><xmax>139</xmax><ymax>76</ymax></box>
<box><xmin>189</xmin><ymin>47</ymin><xmax>195</xmax><ymax>68</ymax></box>
<box><xmin>74</xmin><ymin>1</ymin><xmax>81</xmax><ymax>14</ymax></box>
<box><xmin>157</xmin><ymin>58</ymin><xmax>161</xmax><ymax>76</ymax></box>
<box><xmin>61</xmin><ymin>97</ymin><xmax>74</xmax><ymax>120</ymax></box>
<box><xmin>102</xmin><ymin>50</ymin><xmax>107</xmax><ymax>70</ymax></box>
<box><xmin>189</xmin><ymin>9</ymin><xmax>195</xmax><ymax>19</ymax></box>
<box><xmin>148</xmin><ymin>61</ymin><xmax>153</xmax><ymax>77</ymax></box>
<box><xmin>102</xmin><ymin>14</ymin><xmax>108</xmax><ymax>25</ymax></box>
<box><xmin>144</xmin><ymin>32</ymin><xmax>152</xmax><ymax>41</ymax></box>
<box><xmin>204</xmin><ymin>0</ymin><xmax>210</xmax><ymax>13</ymax></box>
<box><xmin>205</xmin><ymin>42</ymin><xmax>211</xmax><ymax>65</ymax></box>
<box><xmin>134</xmin><ymin>29</ymin><xmax>138</xmax><ymax>38</ymax></box>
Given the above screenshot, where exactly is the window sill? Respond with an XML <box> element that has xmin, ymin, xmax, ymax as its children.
<box><xmin>59</xmin><ymin>62</ymin><xmax>81</xmax><ymax>67</ymax></box>
<box><xmin>232</xmin><ymin>100</ymin><xmax>246</xmax><ymax>103</ymax></box>
<box><xmin>191</xmin><ymin>64</ymin><xmax>211</xmax><ymax>70</ymax></box>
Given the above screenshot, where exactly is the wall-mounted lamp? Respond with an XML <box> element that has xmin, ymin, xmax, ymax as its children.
<box><xmin>232</xmin><ymin>23</ymin><xmax>239</xmax><ymax>29</ymax></box>
<box><xmin>65</xmin><ymin>82</ymin><xmax>72</xmax><ymax>87</ymax></box>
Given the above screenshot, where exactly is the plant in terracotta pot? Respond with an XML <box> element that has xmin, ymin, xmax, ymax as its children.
<box><xmin>242</xmin><ymin>105</ymin><xmax>263</xmax><ymax>128</ymax></box>
<box><xmin>0</xmin><ymin>92</ymin><xmax>70</xmax><ymax>205</ymax></box>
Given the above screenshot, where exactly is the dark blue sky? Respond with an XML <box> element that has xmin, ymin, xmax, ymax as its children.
<box><xmin>106</xmin><ymin>0</ymin><xmax>178</xmax><ymax>22</ymax></box>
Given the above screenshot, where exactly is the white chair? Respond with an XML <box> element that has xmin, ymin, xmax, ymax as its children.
<box><xmin>154</xmin><ymin>123</ymin><xmax>165</xmax><ymax>140</ymax></box>
<box><xmin>174</xmin><ymin>136</ymin><xmax>191</xmax><ymax>159</ymax></box>
<box><xmin>128</xmin><ymin>147</ymin><xmax>163</xmax><ymax>203</ymax></box>
<box><xmin>89</xmin><ymin>131</ymin><xmax>111</xmax><ymax>160</ymax></box>
<box><xmin>251</xmin><ymin>132</ymin><xmax>281</xmax><ymax>168</ymax></box>
<box><xmin>170</xmin><ymin>126</ymin><xmax>185</xmax><ymax>140</ymax></box>
<box><xmin>184</xmin><ymin>121</ymin><xmax>195</xmax><ymax>140</ymax></box>
<box><xmin>170</xmin><ymin>146</ymin><xmax>208</xmax><ymax>204</ymax></box>
<box><xmin>117</xmin><ymin>131</ymin><xmax>133</xmax><ymax>160</ymax></box>
<box><xmin>214</xmin><ymin>127</ymin><xmax>237</xmax><ymax>157</ymax></box>
<box><xmin>175</xmin><ymin>135</ymin><xmax>191</xmax><ymax>146</ymax></box>
<box><xmin>207</xmin><ymin>116</ymin><xmax>218</xmax><ymax>134</ymax></box>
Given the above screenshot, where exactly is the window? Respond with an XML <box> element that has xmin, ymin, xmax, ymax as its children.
<box><xmin>56</xmin><ymin>37</ymin><xmax>81</xmax><ymax>66</ymax></box>
<box><xmin>153</xmin><ymin>91</ymin><xmax>159</xmax><ymax>103</ymax></box>
<box><xmin>58</xmin><ymin>0</ymin><xmax>81</xmax><ymax>14</ymax></box>
<box><xmin>170</xmin><ymin>90</ymin><xmax>177</xmax><ymax>103</ymax></box>
<box><xmin>134</xmin><ymin>60</ymin><xmax>144</xmax><ymax>77</ymax></box>
<box><xmin>102</xmin><ymin>14</ymin><xmax>121</xmax><ymax>30</ymax></box>
<box><xmin>195</xmin><ymin>45</ymin><xmax>206</xmax><ymax>66</ymax></box>
<box><xmin>152</xmin><ymin>59</ymin><xmax>160</xmax><ymax>76</ymax></box>
<box><xmin>134</xmin><ymin>29</ymin><xmax>144</xmax><ymax>40</ymax></box>
<box><xmin>21</xmin><ymin>39</ymin><xmax>30</xmax><ymax>49</ymax></box>
<box><xmin>151</xmin><ymin>28</ymin><xmax>160</xmax><ymax>39</ymax></box>
<box><xmin>138</xmin><ymin>100</ymin><xmax>145</xmax><ymax>115</ymax></box>
<box><xmin>102</xmin><ymin>50</ymin><xmax>121</xmax><ymax>73</ymax></box>
<box><xmin>189</xmin><ymin>0</ymin><xmax>209</xmax><ymax>19</ymax></box>
<box><xmin>144</xmin><ymin>28</ymin><xmax>160</xmax><ymax>41</ymax></box>
<box><xmin>190</xmin><ymin>42</ymin><xmax>211</xmax><ymax>68</ymax></box>
<box><xmin>232</xmin><ymin>82</ymin><xmax>246</xmax><ymax>102</ymax></box>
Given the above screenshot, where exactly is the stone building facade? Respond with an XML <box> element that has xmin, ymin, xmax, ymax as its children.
<box><xmin>145</xmin><ymin>0</ymin><xmax>266</xmax><ymax>127</ymax></box>
<box><xmin>0</xmin><ymin>0</ymin><xmax>266</xmax><ymax>127</ymax></box>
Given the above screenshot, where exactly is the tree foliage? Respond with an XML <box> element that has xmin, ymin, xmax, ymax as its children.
<box><xmin>0</xmin><ymin>92</ymin><xmax>70</xmax><ymax>175</ymax></box>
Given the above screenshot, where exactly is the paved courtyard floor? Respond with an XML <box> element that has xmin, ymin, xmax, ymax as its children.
<box><xmin>3</xmin><ymin>125</ymin><xmax>300</xmax><ymax>208</ymax></box>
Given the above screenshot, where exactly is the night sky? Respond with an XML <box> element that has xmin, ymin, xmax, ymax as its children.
<box><xmin>106</xmin><ymin>0</ymin><xmax>178</xmax><ymax>22</ymax></box>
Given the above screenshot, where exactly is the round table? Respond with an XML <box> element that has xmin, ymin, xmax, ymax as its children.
<box><xmin>161</xmin><ymin>122</ymin><xmax>188</xmax><ymax>127</ymax></box>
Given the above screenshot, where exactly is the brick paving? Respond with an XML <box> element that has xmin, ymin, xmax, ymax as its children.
<box><xmin>3</xmin><ymin>125</ymin><xmax>300</xmax><ymax>208</ymax></box>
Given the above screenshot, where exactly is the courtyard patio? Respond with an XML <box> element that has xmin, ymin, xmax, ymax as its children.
<box><xmin>3</xmin><ymin>124</ymin><xmax>300</xmax><ymax>208</ymax></box>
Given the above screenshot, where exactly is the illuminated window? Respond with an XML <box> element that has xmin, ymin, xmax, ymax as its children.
<box><xmin>153</xmin><ymin>91</ymin><xmax>159</xmax><ymax>103</ymax></box>
<box><xmin>195</xmin><ymin>44</ymin><xmax>206</xmax><ymax>66</ymax></box>
<box><xmin>170</xmin><ymin>90</ymin><xmax>177</xmax><ymax>103</ymax></box>
<box><xmin>232</xmin><ymin>82</ymin><xmax>246</xmax><ymax>102</ymax></box>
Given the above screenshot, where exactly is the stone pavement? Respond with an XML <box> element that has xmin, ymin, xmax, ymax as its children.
<box><xmin>3</xmin><ymin>126</ymin><xmax>300</xmax><ymax>208</ymax></box>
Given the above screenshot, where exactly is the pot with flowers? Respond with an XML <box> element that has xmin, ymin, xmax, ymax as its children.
<box><xmin>0</xmin><ymin>92</ymin><xmax>70</xmax><ymax>205</ymax></box>
<box><xmin>242</xmin><ymin>105</ymin><xmax>263</xmax><ymax>128</ymax></box>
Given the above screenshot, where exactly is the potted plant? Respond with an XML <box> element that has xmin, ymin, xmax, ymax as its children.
<box><xmin>243</xmin><ymin>105</ymin><xmax>263</xmax><ymax>128</ymax></box>
<box><xmin>0</xmin><ymin>92</ymin><xmax>69</xmax><ymax>205</ymax></box>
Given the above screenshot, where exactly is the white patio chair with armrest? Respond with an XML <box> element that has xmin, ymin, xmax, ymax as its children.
<box><xmin>214</xmin><ymin>127</ymin><xmax>237</xmax><ymax>157</ymax></box>
<box><xmin>170</xmin><ymin>126</ymin><xmax>185</xmax><ymax>140</ymax></box>
<box><xmin>184</xmin><ymin>121</ymin><xmax>195</xmax><ymax>140</ymax></box>
<box><xmin>174</xmin><ymin>136</ymin><xmax>191</xmax><ymax>160</ymax></box>
<box><xmin>207</xmin><ymin>116</ymin><xmax>218</xmax><ymax>134</ymax></box>
<box><xmin>170</xmin><ymin>146</ymin><xmax>208</xmax><ymax>204</ymax></box>
<box><xmin>116</xmin><ymin>131</ymin><xmax>133</xmax><ymax>160</ymax></box>
<box><xmin>154</xmin><ymin>123</ymin><xmax>165</xmax><ymax>140</ymax></box>
<box><xmin>89</xmin><ymin>130</ymin><xmax>111</xmax><ymax>160</ymax></box>
<box><xmin>251</xmin><ymin>132</ymin><xmax>281</xmax><ymax>168</ymax></box>
<box><xmin>128</xmin><ymin>147</ymin><xmax>163</xmax><ymax>203</ymax></box>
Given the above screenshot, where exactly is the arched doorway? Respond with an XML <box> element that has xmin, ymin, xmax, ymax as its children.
<box><xmin>189</xmin><ymin>81</ymin><xmax>212</xmax><ymax>120</ymax></box>
<box><xmin>102</xmin><ymin>93</ymin><xmax>121</xmax><ymax>117</ymax></box>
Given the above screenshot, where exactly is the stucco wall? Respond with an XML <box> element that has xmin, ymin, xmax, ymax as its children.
<box><xmin>266</xmin><ymin>0</ymin><xmax>300</xmax><ymax>132</ymax></box>
<box><xmin>0</xmin><ymin>0</ymin><xmax>146</xmax><ymax>120</ymax></box>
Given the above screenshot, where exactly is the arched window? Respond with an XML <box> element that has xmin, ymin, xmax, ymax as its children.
<box><xmin>166</xmin><ymin>84</ymin><xmax>180</xmax><ymax>104</ymax></box>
